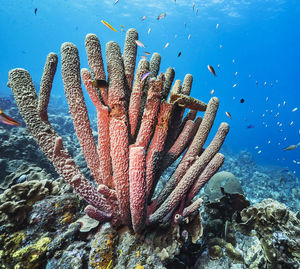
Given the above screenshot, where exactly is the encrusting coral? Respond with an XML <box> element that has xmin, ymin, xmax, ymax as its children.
<box><xmin>7</xmin><ymin>28</ymin><xmax>229</xmax><ymax>233</ymax></box>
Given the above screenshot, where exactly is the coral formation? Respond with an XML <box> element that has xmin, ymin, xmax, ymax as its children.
<box><xmin>6</xmin><ymin>28</ymin><xmax>229</xmax><ymax>233</ymax></box>
<box><xmin>233</xmin><ymin>199</ymin><xmax>300</xmax><ymax>268</ymax></box>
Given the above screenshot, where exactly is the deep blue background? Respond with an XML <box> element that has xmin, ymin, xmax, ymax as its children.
<box><xmin>0</xmin><ymin>0</ymin><xmax>299</xmax><ymax>175</ymax></box>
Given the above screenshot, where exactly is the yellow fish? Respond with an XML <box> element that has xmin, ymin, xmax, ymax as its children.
<box><xmin>101</xmin><ymin>20</ymin><xmax>117</xmax><ymax>32</ymax></box>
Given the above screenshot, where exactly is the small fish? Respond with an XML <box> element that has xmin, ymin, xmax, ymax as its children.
<box><xmin>210</xmin><ymin>89</ymin><xmax>215</xmax><ymax>95</ymax></box>
<box><xmin>278</xmin><ymin>103</ymin><xmax>280</xmax><ymax>108</ymax></box>
<box><xmin>164</xmin><ymin>42</ymin><xmax>169</xmax><ymax>49</ymax></box>
<box><xmin>144</xmin><ymin>51</ymin><xmax>151</xmax><ymax>55</ymax></box>
<box><xmin>256</xmin><ymin>80</ymin><xmax>258</xmax><ymax>85</ymax></box>
<box><xmin>157</xmin><ymin>12</ymin><xmax>166</xmax><ymax>20</ymax></box>
<box><xmin>263</xmin><ymin>81</ymin><xmax>267</xmax><ymax>87</ymax></box>
<box><xmin>232</xmin><ymin>83</ymin><xmax>237</xmax><ymax>88</ymax></box>
<box><xmin>34</xmin><ymin>8</ymin><xmax>37</xmax><ymax>15</ymax></box>
<box><xmin>268</xmin><ymin>140</ymin><xmax>271</xmax><ymax>144</ymax></box>
<box><xmin>283</xmin><ymin>101</ymin><xmax>286</xmax><ymax>106</ymax></box>
<box><xmin>283</xmin><ymin>143</ymin><xmax>300</xmax><ymax>151</ymax></box>
<box><xmin>290</xmin><ymin>121</ymin><xmax>294</xmax><ymax>126</ymax></box>
<box><xmin>120</xmin><ymin>24</ymin><xmax>125</xmax><ymax>28</ymax></box>
<box><xmin>0</xmin><ymin>109</ymin><xmax>21</xmax><ymax>126</ymax></box>
<box><xmin>135</xmin><ymin>40</ymin><xmax>145</xmax><ymax>48</ymax></box>
<box><xmin>188</xmin><ymin>34</ymin><xmax>191</xmax><ymax>40</ymax></box>
<box><xmin>247</xmin><ymin>124</ymin><xmax>255</xmax><ymax>129</ymax></box>
<box><xmin>148</xmin><ymin>28</ymin><xmax>151</xmax><ymax>35</ymax></box>
<box><xmin>219</xmin><ymin>44</ymin><xmax>222</xmax><ymax>49</ymax></box>
<box><xmin>101</xmin><ymin>20</ymin><xmax>117</xmax><ymax>32</ymax></box>
<box><xmin>141</xmin><ymin>72</ymin><xmax>150</xmax><ymax>81</ymax></box>
<box><xmin>196</xmin><ymin>8</ymin><xmax>198</xmax><ymax>15</ymax></box>
<box><xmin>114</xmin><ymin>0</ymin><xmax>119</xmax><ymax>5</ymax></box>
<box><xmin>249</xmin><ymin>74</ymin><xmax>252</xmax><ymax>78</ymax></box>
<box><xmin>292</xmin><ymin>107</ymin><xmax>298</xmax><ymax>112</ymax></box>
<box><xmin>279</xmin><ymin>177</ymin><xmax>285</xmax><ymax>184</ymax></box>
<box><xmin>234</xmin><ymin>71</ymin><xmax>238</xmax><ymax>77</ymax></box>
<box><xmin>217</xmin><ymin>64</ymin><xmax>220</xmax><ymax>68</ymax></box>
<box><xmin>232</xmin><ymin>59</ymin><xmax>235</xmax><ymax>64</ymax></box>
<box><xmin>216</xmin><ymin>23</ymin><xmax>219</xmax><ymax>30</ymax></box>
<box><xmin>92</xmin><ymin>79</ymin><xmax>108</xmax><ymax>90</ymax></box>
<box><xmin>193</xmin><ymin>1</ymin><xmax>195</xmax><ymax>11</ymax></box>
<box><xmin>266</xmin><ymin>97</ymin><xmax>269</xmax><ymax>101</ymax></box>
<box><xmin>255</xmin><ymin>146</ymin><xmax>259</xmax><ymax>149</ymax></box>
<box><xmin>240</xmin><ymin>98</ymin><xmax>245</xmax><ymax>103</ymax></box>
<box><xmin>225</xmin><ymin>111</ymin><xmax>232</xmax><ymax>119</ymax></box>
<box><xmin>257</xmin><ymin>150</ymin><xmax>262</xmax><ymax>154</ymax></box>
<box><xmin>207</xmin><ymin>65</ymin><xmax>216</xmax><ymax>77</ymax></box>
<box><xmin>140</xmin><ymin>55</ymin><xmax>147</xmax><ymax>59</ymax></box>
<box><xmin>177</xmin><ymin>51</ymin><xmax>181</xmax><ymax>57</ymax></box>
<box><xmin>141</xmin><ymin>16</ymin><xmax>146</xmax><ymax>21</ymax></box>
<box><xmin>121</xmin><ymin>28</ymin><xmax>125</xmax><ymax>32</ymax></box>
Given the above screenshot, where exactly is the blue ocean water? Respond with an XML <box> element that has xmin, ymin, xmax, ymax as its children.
<box><xmin>0</xmin><ymin>0</ymin><xmax>299</xmax><ymax>176</ymax></box>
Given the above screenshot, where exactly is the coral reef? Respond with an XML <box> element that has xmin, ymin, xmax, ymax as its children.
<box><xmin>233</xmin><ymin>199</ymin><xmax>300</xmax><ymax>268</ymax></box>
<box><xmin>6</xmin><ymin>28</ymin><xmax>229</xmax><ymax>233</ymax></box>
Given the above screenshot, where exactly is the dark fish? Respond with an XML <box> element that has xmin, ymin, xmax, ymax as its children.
<box><xmin>34</xmin><ymin>8</ymin><xmax>37</xmax><ymax>15</ymax></box>
<box><xmin>0</xmin><ymin>109</ymin><xmax>21</xmax><ymax>126</ymax></box>
<box><xmin>240</xmin><ymin>98</ymin><xmax>245</xmax><ymax>103</ymax></box>
<box><xmin>247</xmin><ymin>124</ymin><xmax>255</xmax><ymax>129</ymax></box>
<box><xmin>92</xmin><ymin>79</ymin><xmax>108</xmax><ymax>90</ymax></box>
<box><xmin>279</xmin><ymin>177</ymin><xmax>284</xmax><ymax>184</ymax></box>
<box><xmin>177</xmin><ymin>52</ymin><xmax>181</xmax><ymax>57</ymax></box>
<box><xmin>207</xmin><ymin>65</ymin><xmax>216</xmax><ymax>77</ymax></box>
